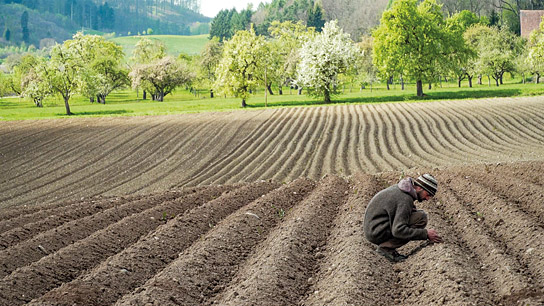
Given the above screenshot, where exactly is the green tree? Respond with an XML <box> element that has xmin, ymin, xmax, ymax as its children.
<box><xmin>295</xmin><ymin>20</ymin><xmax>357</xmax><ymax>103</ymax></box>
<box><xmin>214</xmin><ymin>27</ymin><xmax>267</xmax><ymax>107</ymax></box>
<box><xmin>209</xmin><ymin>9</ymin><xmax>234</xmax><ymax>41</ymax></box>
<box><xmin>21</xmin><ymin>10</ymin><xmax>29</xmax><ymax>44</ymax></box>
<box><xmin>307</xmin><ymin>2</ymin><xmax>325</xmax><ymax>32</ymax></box>
<box><xmin>21</xmin><ymin>57</ymin><xmax>50</xmax><ymax>107</ymax></box>
<box><xmin>373</xmin><ymin>0</ymin><xmax>452</xmax><ymax>97</ymax></box>
<box><xmin>131</xmin><ymin>37</ymin><xmax>166</xmax><ymax>99</ymax></box>
<box><xmin>199</xmin><ymin>36</ymin><xmax>223</xmax><ymax>96</ymax></box>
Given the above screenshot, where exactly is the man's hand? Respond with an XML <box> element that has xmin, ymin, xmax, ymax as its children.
<box><xmin>427</xmin><ymin>229</ymin><xmax>443</xmax><ymax>243</ymax></box>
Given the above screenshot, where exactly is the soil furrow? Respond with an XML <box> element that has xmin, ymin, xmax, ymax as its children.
<box><xmin>16</xmin><ymin>119</ymin><xmax>180</xmax><ymax>204</ymax></box>
<box><xmin>0</xmin><ymin>185</ymin><xmax>231</xmax><ymax>306</ymax></box>
<box><xmin>0</xmin><ymin>119</ymin><xmax>171</xmax><ymax>206</ymax></box>
<box><xmin>263</xmin><ymin>107</ymin><xmax>320</xmax><ymax>182</ymax></box>
<box><xmin>300</xmin><ymin>107</ymin><xmax>331</xmax><ymax>178</ymax></box>
<box><xmin>0</xmin><ymin>120</ymin><xmax>72</xmax><ymax>152</ymax></box>
<box><xmin>394</xmin><ymin>211</ymin><xmax>496</xmax><ymax>305</ymax></box>
<box><xmin>398</xmin><ymin>102</ymin><xmax>461</xmax><ymax>165</ymax></box>
<box><xmin>0</xmin><ymin>196</ymin><xmax>128</xmax><ymax>249</ymax></box>
<box><xmin>27</xmin><ymin>181</ymin><xmax>279</xmax><ymax>306</ymax></box>
<box><xmin>0</xmin><ymin>189</ymin><xmax>188</xmax><ymax>278</ymax></box>
<box><xmin>372</xmin><ymin>104</ymin><xmax>407</xmax><ymax>170</ymax></box>
<box><xmin>226</xmin><ymin>107</ymin><xmax>310</xmax><ymax>184</ymax></box>
<box><xmin>302</xmin><ymin>173</ymin><xmax>396</xmax><ymax>306</ymax></box>
<box><xmin>380</xmin><ymin>103</ymin><xmax>420</xmax><ymax>168</ymax></box>
<box><xmin>347</xmin><ymin>105</ymin><xmax>364</xmax><ymax>173</ymax></box>
<box><xmin>181</xmin><ymin>108</ymin><xmax>291</xmax><ymax>186</ymax></box>
<box><xmin>123</xmin><ymin>110</ymin><xmax>265</xmax><ymax>194</ymax></box>
<box><xmin>337</xmin><ymin>105</ymin><xmax>351</xmax><ymax>175</ymax></box>
<box><xmin>430</xmin><ymin>183</ymin><xmax>534</xmax><ymax>301</ymax></box>
<box><xmin>366</xmin><ymin>105</ymin><xmax>392</xmax><ymax>172</ymax></box>
<box><xmin>354</xmin><ymin>105</ymin><xmax>379</xmax><ymax>173</ymax></box>
<box><xmin>0</xmin><ymin>123</ymin><xmax>119</xmax><ymax>184</ymax></box>
<box><xmin>323</xmin><ymin>106</ymin><xmax>344</xmax><ymax>174</ymax></box>
<box><xmin>306</xmin><ymin>107</ymin><xmax>338</xmax><ymax>179</ymax></box>
<box><xmin>115</xmin><ymin>178</ymin><xmax>316</xmax><ymax>306</ymax></box>
<box><xmin>487</xmin><ymin>103</ymin><xmax>544</xmax><ymax>144</ymax></box>
<box><xmin>416</xmin><ymin>102</ymin><xmax>478</xmax><ymax>161</ymax></box>
<box><xmin>450</xmin><ymin>164</ymin><xmax>544</xmax><ymax>225</ymax></box>
<box><xmin>208</xmin><ymin>175</ymin><xmax>349</xmax><ymax>306</ymax></box>
<box><xmin>441</xmin><ymin>172</ymin><xmax>544</xmax><ymax>284</ymax></box>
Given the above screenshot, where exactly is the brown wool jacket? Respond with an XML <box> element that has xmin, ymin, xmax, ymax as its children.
<box><xmin>363</xmin><ymin>178</ymin><xmax>428</xmax><ymax>245</ymax></box>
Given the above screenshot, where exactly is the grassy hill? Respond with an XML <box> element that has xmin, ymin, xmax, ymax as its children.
<box><xmin>111</xmin><ymin>34</ymin><xmax>209</xmax><ymax>60</ymax></box>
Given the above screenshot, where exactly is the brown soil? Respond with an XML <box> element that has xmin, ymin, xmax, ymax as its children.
<box><xmin>1</xmin><ymin>97</ymin><xmax>544</xmax><ymax>305</ymax></box>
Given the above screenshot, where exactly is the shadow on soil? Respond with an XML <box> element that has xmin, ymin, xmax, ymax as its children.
<box><xmin>247</xmin><ymin>88</ymin><xmax>523</xmax><ymax>109</ymax></box>
<box><xmin>56</xmin><ymin>110</ymin><xmax>134</xmax><ymax>117</ymax></box>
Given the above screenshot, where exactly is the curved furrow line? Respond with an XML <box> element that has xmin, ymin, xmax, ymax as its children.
<box><xmin>346</xmin><ymin>105</ymin><xmax>364</xmax><ymax>173</ymax></box>
<box><xmin>0</xmin><ymin>123</ymin><xmax>113</xmax><ymax>180</ymax></box>
<box><xmin>395</xmin><ymin>209</ymin><xmax>505</xmax><ymax>305</ymax></box>
<box><xmin>490</xmin><ymin>103</ymin><xmax>544</xmax><ymax>144</ymax></box>
<box><xmin>224</xmin><ymin>107</ymin><xmax>313</xmax><ymax>184</ymax></box>
<box><xmin>432</xmin><ymin>102</ymin><xmax>497</xmax><ymax>155</ymax></box>
<box><xmin>372</xmin><ymin>104</ymin><xmax>414</xmax><ymax>170</ymax></box>
<box><xmin>449</xmin><ymin>164</ymin><xmax>544</xmax><ymax>226</ymax></box>
<box><xmin>430</xmin><ymin>184</ymin><xmax>534</xmax><ymax>302</ymax></box>
<box><xmin>321</xmin><ymin>106</ymin><xmax>344</xmax><ymax>175</ymax></box>
<box><xmin>259</xmin><ymin>107</ymin><xmax>320</xmax><ymax>182</ymax></box>
<box><xmin>129</xmin><ymin>110</ymin><xmax>270</xmax><ymax>194</ymax></box>
<box><xmin>0</xmin><ymin>120</ymin><xmax>73</xmax><ymax>151</ymax></box>
<box><xmin>178</xmin><ymin>107</ymin><xmax>292</xmax><ymax>186</ymax></box>
<box><xmin>399</xmin><ymin>102</ymin><xmax>468</xmax><ymax>165</ymax></box>
<box><xmin>396</xmin><ymin>102</ymin><xmax>461</xmax><ymax>166</ymax></box>
<box><xmin>437</xmin><ymin>105</ymin><xmax>510</xmax><ymax>159</ymax></box>
<box><xmin>415</xmin><ymin>102</ymin><xmax>480</xmax><ymax>162</ymax></box>
<box><xmin>363</xmin><ymin>105</ymin><xmax>389</xmax><ymax>172</ymax></box>
<box><xmin>450</xmin><ymin>104</ymin><xmax>522</xmax><ymax>155</ymax></box>
<box><xmin>353</xmin><ymin>105</ymin><xmax>379</xmax><ymax>173</ymax></box>
<box><xmin>204</xmin><ymin>175</ymin><xmax>349</xmax><ymax>306</ymax></box>
<box><xmin>27</xmin><ymin>121</ymin><xmax>191</xmax><ymax>204</ymax></box>
<box><xmin>66</xmin><ymin>117</ymin><xmax>214</xmax><ymax>198</ymax></box>
<box><xmin>28</xmin><ymin>181</ymin><xmax>281</xmax><ymax>306</ymax></box>
<box><xmin>115</xmin><ymin>178</ymin><xmax>316</xmax><ymax>306</ymax></box>
<box><xmin>302</xmin><ymin>173</ymin><xmax>396</xmax><ymax>306</ymax></box>
<box><xmin>0</xmin><ymin>196</ymin><xmax>130</xmax><ymax>249</ymax></box>
<box><xmin>0</xmin><ymin>196</ymin><xmax>128</xmax><ymax>233</ymax></box>
<box><xmin>0</xmin><ymin>118</ymin><xmax>172</xmax><ymax>205</ymax></box>
<box><xmin>379</xmin><ymin>103</ymin><xmax>422</xmax><ymax>168</ymax></box>
<box><xmin>337</xmin><ymin>105</ymin><xmax>352</xmax><ymax>175</ymax></box>
<box><xmin>0</xmin><ymin>187</ymin><xmax>194</xmax><ymax>279</ymax></box>
<box><xmin>204</xmin><ymin>107</ymin><xmax>306</xmax><ymax>185</ymax></box>
<box><xmin>472</xmin><ymin>103</ymin><xmax>541</xmax><ymax>149</ymax></box>
<box><xmin>442</xmin><ymin>172</ymin><xmax>544</xmax><ymax>283</ymax></box>
<box><xmin>0</xmin><ymin>185</ymin><xmax>232</xmax><ymax>306</ymax></box>
<box><xmin>521</xmin><ymin>103</ymin><xmax>544</xmax><ymax>122</ymax></box>
<box><xmin>305</xmin><ymin>107</ymin><xmax>338</xmax><ymax>179</ymax></box>
<box><xmin>299</xmin><ymin>107</ymin><xmax>331</xmax><ymax>178</ymax></box>
<box><xmin>282</xmin><ymin>108</ymin><xmax>328</xmax><ymax>181</ymax></box>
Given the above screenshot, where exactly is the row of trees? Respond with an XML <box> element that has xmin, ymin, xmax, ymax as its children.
<box><xmin>3</xmin><ymin>0</ymin><xmax>544</xmax><ymax>113</ymax></box>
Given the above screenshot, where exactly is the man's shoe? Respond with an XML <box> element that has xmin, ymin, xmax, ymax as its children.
<box><xmin>376</xmin><ymin>246</ymin><xmax>407</xmax><ymax>262</ymax></box>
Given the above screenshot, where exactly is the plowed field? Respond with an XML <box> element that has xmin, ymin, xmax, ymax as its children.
<box><xmin>1</xmin><ymin>97</ymin><xmax>544</xmax><ymax>305</ymax></box>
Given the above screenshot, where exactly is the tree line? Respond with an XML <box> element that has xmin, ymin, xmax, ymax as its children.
<box><xmin>2</xmin><ymin>0</ymin><xmax>544</xmax><ymax>114</ymax></box>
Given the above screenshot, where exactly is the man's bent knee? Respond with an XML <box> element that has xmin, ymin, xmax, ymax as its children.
<box><xmin>410</xmin><ymin>210</ymin><xmax>428</xmax><ymax>228</ymax></box>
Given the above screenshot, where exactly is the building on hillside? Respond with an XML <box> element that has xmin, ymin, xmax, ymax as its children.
<box><xmin>521</xmin><ymin>10</ymin><xmax>544</xmax><ymax>38</ymax></box>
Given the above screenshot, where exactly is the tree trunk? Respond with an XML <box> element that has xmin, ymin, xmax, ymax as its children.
<box><xmin>298</xmin><ymin>87</ymin><xmax>302</xmax><ymax>95</ymax></box>
<box><xmin>468</xmin><ymin>75</ymin><xmax>473</xmax><ymax>88</ymax></box>
<box><xmin>416</xmin><ymin>80</ymin><xmax>423</xmax><ymax>97</ymax></box>
<box><xmin>210</xmin><ymin>89</ymin><xmax>214</xmax><ymax>98</ymax></box>
<box><xmin>324</xmin><ymin>89</ymin><xmax>331</xmax><ymax>104</ymax></box>
<box><xmin>428</xmin><ymin>83</ymin><xmax>432</xmax><ymax>90</ymax></box>
<box><xmin>495</xmin><ymin>77</ymin><xmax>499</xmax><ymax>87</ymax></box>
<box><xmin>400</xmin><ymin>75</ymin><xmax>404</xmax><ymax>90</ymax></box>
<box><xmin>143</xmin><ymin>90</ymin><xmax>147</xmax><ymax>100</ymax></box>
<box><xmin>267</xmin><ymin>84</ymin><xmax>274</xmax><ymax>95</ymax></box>
<box><xmin>90</xmin><ymin>96</ymin><xmax>95</xmax><ymax>103</ymax></box>
<box><xmin>279</xmin><ymin>86</ymin><xmax>283</xmax><ymax>95</ymax></box>
<box><xmin>64</xmin><ymin>96</ymin><xmax>72</xmax><ymax>115</ymax></box>
<box><xmin>458</xmin><ymin>76</ymin><xmax>462</xmax><ymax>87</ymax></box>
<box><xmin>499</xmin><ymin>73</ymin><xmax>503</xmax><ymax>85</ymax></box>
<box><xmin>536</xmin><ymin>73</ymin><xmax>540</xmax><ymax>84</ymax></box>
<box><xmin>478</xmin><ymin>75</ymin><xmax>482</xmax><ymax>85</ymax></box>
<box><xmin>241</xmin><ymin>98</ymin><xmax>246</xmax><ymax>108</ymax></box>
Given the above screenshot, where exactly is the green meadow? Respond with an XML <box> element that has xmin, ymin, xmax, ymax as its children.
<box><xmin>2</xmin><ymin>79</ymin><xmax>544</xmax><ymax>121</ymax></box>
<box><xmin>111</xmin><ymin>34</ymin><xmax>209</xmax><ymax>60</ymax></box>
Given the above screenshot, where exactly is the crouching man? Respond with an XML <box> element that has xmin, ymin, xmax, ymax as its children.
<box><xmin>363</xmin><ymin>174</ymin><xmax>443</xmax><ymax>262</ymax></box>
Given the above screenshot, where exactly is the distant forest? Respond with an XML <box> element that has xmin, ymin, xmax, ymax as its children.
<box><xmin>0</xmin><ymin>0</ymin><xmax>210</xmax><ymax>47</ymax></box>
<box><xmin>211</xmin><ymin>0</ymin><xmax>544</xmax><ymax>42</ymax></box>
